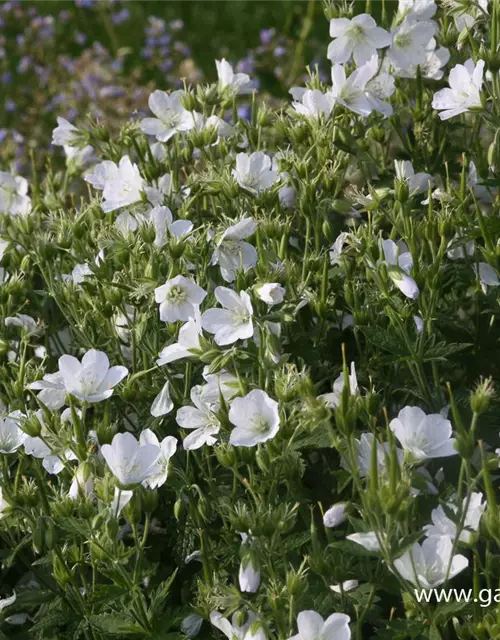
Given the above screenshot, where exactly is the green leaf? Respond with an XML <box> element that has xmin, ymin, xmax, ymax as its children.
<box><xmin>89</xmin><ymin>613</ymin><xmax>144</xmax><ymax>635</ymax></box>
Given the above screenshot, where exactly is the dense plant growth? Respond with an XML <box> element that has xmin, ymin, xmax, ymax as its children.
<box><xmin>0</xmin><ymin>1</ymin><xmax>500</xmax><ymax>639</ymax></box>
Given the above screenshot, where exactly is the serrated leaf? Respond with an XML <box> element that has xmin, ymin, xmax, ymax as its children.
<box><xmin>89</xmin><ymin>613</ymin><xmax>143</xmax><ymax>635</ymax></box>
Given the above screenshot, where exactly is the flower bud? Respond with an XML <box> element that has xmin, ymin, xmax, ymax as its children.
<box><xmin>286</xmin><ymin>568</ymin><xmax>306</xmax><ymax>595</ymax></box>
<box><xmin>395</xmin><ymin>179</ymin><xmax>409</xmax><ymax>203</ymax></box>
<box><xmin>214</xmin><ymin>444</ymin><xmax>236</xmax><ymax>468</ymax></box>
<box><xmin>123</xmin><ymin>493</ymin><xmax>142</xmax><ymax>526</ymax></box>
<box><xmin>181</xmin><ymin>91</ymin><xmax>198</xmax><ymax>112</ymax></box>
<box><xmin>238</xmin><ymin>556</ymin><xmax>261</xmax><ymax>593</ymax></box>
<box><xmin>470</xmin><ymin>377</ymin><xmax>494</xmax><ymax>414</ymax></box>
<box><xmin>323</xmin><ymin>502</ymin><xmax>347</xmax><ymax>528</ymax></box>
<box><xmin>141</xmin><ymin>488</ymin><xmax>158</xmax><ymax>514</ymax></box>
<box><xmin>174</xmin><ymin>497</ymin><xmax>185</xmax><ymax>521</ymax></box>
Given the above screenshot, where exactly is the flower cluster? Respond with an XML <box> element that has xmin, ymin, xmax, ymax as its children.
<box><xmin>0</xmin><ymin>1</ymin><xmax>499</xmax><ymax>639</ymax></box>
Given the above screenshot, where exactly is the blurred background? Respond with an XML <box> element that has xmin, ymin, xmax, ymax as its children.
<box><xmin>0</xmin><ymin>0</ymin><xmax>397</xmax><ymax>172</ymax></box>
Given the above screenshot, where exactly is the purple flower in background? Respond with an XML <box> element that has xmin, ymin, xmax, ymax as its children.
<box><xmin>260</xmin><ymin>28</ymin><xmax>275</xmax><ymax>46</ymax></box>
<box><xmin>237</xmin><ymin>56</ymin><xmax>255</xmax><ymax>74</ymax></box>
<box><xmin>112</xmin><ymin>8</ymin><xmax>129</xmax><ymax>24</ymax></box>
<box><xmin>75</xmin><ymin>32</ymin><xmax>87</xmax><ymax>45</ymax></box>
<box><xmin>173</xmin><ymin>42</ymin><xmax>191</xmax><ymax>56</ymax></box>
<box><xmin>160</xmin><ymin>60</ymin><xmax>173</xmax><ymax>73</ymax></box>
<box><xmin>237</xmin><ymin>105</ymin><xmax>252</xmax><ymax>121</ymax></box>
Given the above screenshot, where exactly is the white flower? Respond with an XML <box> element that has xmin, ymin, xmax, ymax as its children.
<box><xmin>52</xmin><ymin>117</ymin><xmax>79</xmax><ymax>146</ymax></box>
<box><xmin>157</xmin><ymin>310</ymin><xmax>202</xmax><ymax>366</ymax></box>
<box><xmin>176</xmin><ymin>385</ymin><xmax>221</xmax><ymax>450</ymax></box>
<box><xmin>467</xmin><ymin>161</ymin><xmax>497</xmax><ymax>204</ymax></box>
<box><xmin>232</xmin><ymin>152</ymin><xmax>279</xmax><ymax>195</ymax></box>
<box><xmin>24</xmin><ymin>435</ymin><xmax>51</xmax><ymax>459</ymax></box>
<box><xmin>102</xmin><ymin>432</ymin><xmax>161</xmax><ymax>486</ymax></box>
<box><xmin>346</xmin><ymin>531</ymin><xmax>383</xmax><ymax>552</ymax></box>
<box><xmin>69</xmin><ymin>464</ymin><xmax>94</xmax><ymax>500</ymax></box>
<box><xmin>149</xmin><ymin>205</ymin><xmax>193</xmax><ymax>248</ymax></box>
<box><xmin>43</xmin><ymin>449</ymin><xmax>77</xmax><ymax>475</ymax></box>
<box><xmin>211</xmin><ymin>218</ymin><xmax>257</xmax><ymax>283</ymax></box>
<box><xmin>414</xmin><ymin>315</ymin><xmax>425</xmax><ymax>333</ymax></box>
<box><xmin>397</xmin><ymin>0</ymin><xmax>437</xmax><ymax>21</ymax></box>
<box><xmin>28</xmin><ymin>372</ymin><xmax>67</xmax><ymax>410</ymax></box>
<box><xmin>201</xmin><ymin>370</ymin><xmax>239</xmax><ymax>403</ymax></box>
<box><xmin>451</xmin><ymin>0</ymin><xmax>488</xmax><ymax>32</ymax></box>
<box><xmin>388</xmin><ymin>269</ymin><xmax>420</xmax><ymax>299</ymax></box>
<box><xmin>432</xmin><ymin>59</ymin><xmax>484</xmax><ymax>120</ymax></box>
<box><xmin>292</xmin><ymin>89</ymin><xmax>336</xmax><ymax>119</ymax></box>
<box><xmin>364</xmin><ymin>55</ymin><xmax>395</xmax><ymax>117</ymax></box>
<box><xmin>0</xmin><ymin>592</ymin><xmax>16</xmax><ymax>612</ymax></box>
<box><xmin>390</xmin><ymin>406</ymin><xmax>457</xmax><ymax>461</ymax></box>
<box><xmin>323</xmin><ymin>503</ymin><xmax>347</xmax><ymax>528</ymax></box>
<box><xmin>67</xmin><ymin>263</ymin><xmax>93</xmax><ymax>285</ymax></box>
<box><xmin>381</xmin><ymin>239</ymin><xmax>413</xmax><ymax>271</ymax></box>
<box><xmin>111</xmin><ymin>486</ymin><xmax>133</xmax><ymax>516</ymax></box>
<box><xmin>155</xmin><ymin>275</ymin><xmax>207</xmax><ymax>324</ymax></box>
<box><xmin>330</xmin><ymin>63</ymin><xmax>376</xmax><ymax>117</ymax></box>
<box><xmin>57</xmin><ymin>349</ymin><xmax>128</xmax><ymax>404</ymax></box>
<box><xmin>140</xmin><ymin>90</ymin><xmax>199</xmax><ymax>142</ymax></box>
<box><xmin>393</xmin><ymin>38</ymin><xmax>449</xmax><ymax>80</ymax></box>
<box><xmin>424</xmin><ymin>493</ymin><xmax>486</xmax><ymax>543</ymax></box>
<box><xmin>330</xmin><ymin>580</ymin><xmax>359</xmax><ymax>594</ymax></box>
<box><xmin>388</xmin><ymin>19</ymin><xmax>437</xmax><ymax>70</ymax></box>
<box><xmin>139</xmin><ymin>429</ymin><xmax>177</xmax><ymax>489</ymax></box>
<box><xmin>394</xmin><ymin>160</ymin><xmax>433</xmax><ymax>196</ymax></box>
<box><xmin>474</xmin><ymin>262</ymin><xmax>500</xmax><ymax>292</ymax></box>
<box><xmin>210</xmin><ymin>612</ymin><xmax>266</xmax><ymax>640</ymax></box>
<box><xmin>216</xmin><ymin>58</ymin><xmax>253</xmax><ymax>95</ymax></box>
<box><xmin>64</xmin><ymin>144</ymin><xmax>95</xmax><ymax>170</ymax></box>
<box><xmin>394</xmin><ymin>536</ymin><xmax>468</xmax><ymax>588</ymax></box>
<box><xmin>201</xmin><ymin>287</ymin><xmax>253</xmax><ymax>346</ymax></box>
<box><xmin>447</xmin><ymin>234</ymin><xmax>475</xmax><ymax>261</ymax></box>
<box><xmin>0</xmin><ymin>172</ymin><xmax>31</xmax><ymax>217</ymax></box>
<box><xmin>255</xmin><ymin>283</ymin><xmax>286</xmax><ymax>306</ymax></box>
<box><xmin>343</xmin><ymin>433</ymin><xmax>402</xmax><ymax>478</ymax></box>
<box><xmin>318</xmin><ymin>362</ymin><xmax>358</xmax><ymax>409</ymax></box>
<box><xmin>0</xmin><ymin>239</ymin><xmax>9</xmax><ymax>261</ymax></box>
<box><xmin>5</xmin><ymin>314</ymin><xmax>42</xmax><ymax>336</ymax></box>
<box><xmin>329</xmin><ymin>232</ymin><xmax>351</xmax><ymax>265</ymax></box>
<box><xmin>114</xmin><ymin>305</ymin><xmax>135</xmax><ymax>344</ymax></box>
<box><xmin>204</xmin><ymin>115</ymin><xmax>234</xmax><ymax>141</ymax></box>
<box><xmin>144</xmin><ymin>173</ymin><xmax>172</xmax><ymax>207</ymax></box>
<box><xmin>181</xmin><ymin>614</ymin><xmax>204</xmax><ymax>638</ymax></box>
<box><xmin>0</xmin><ymin>488</ymin><xmax>9</xmax><ymax>519</ymax></box>
<box><xmin>288</xmin><ymin>610</ymin><xmax>351</xmax><ymax>640</ymax></box>
<box><xmin>327</xmin><ymin>14</ymin><xmax>391</xmax><ymax>66</ymax></box>
<box><xmin>86</xmin><ymin>156</ymin><xmax>144</xmax><ymax>213</ymax></box>
<box><xmin>239</xmin><ymin>558</ymin><xmax>261</xmax><ymax>593</ymax></box>
<box><xmin>85</xmin><ymin>160</ymin><xmax>119</xmax><ymax>190</ymax></box>
<box><xmin>150</xmin><ymin>381</ymin><xmax>174</xmax><ymax>417</ymax></box>
<box><xmin>0</xmin><ymin>411</ymin><xmax>26</xmax><ymax>453</ymax></box>
<box><xmin>229</xmin><ymin>389</ymin><xmax>280</xmax><ymax>447</ymax></box>
<box><xmin>382</xmin><ymin>237</ymin><xmax>419</xmax><ymax>299</ymax></box>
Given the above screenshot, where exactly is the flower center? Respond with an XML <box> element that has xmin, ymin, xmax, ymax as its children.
<box><xmin>253</xmin><ymin>417</ymin><xmax>270</xmax><ymax>434</ymax></box>
<box><xmin>232</xmin><ymin>309</ymin><xmax>250</xmax><ymax>326</ymax></box>
<box><xmin>167</xmin><ymin>285</ymin><xmax>187</xmax><ymax>304</ymax></box>
<box><xmin>347</xmin><ymin>24</ymin><xmax>366</xmax><ymax>43</ymax></box>
<box><xmin>394</xmin><ymin>32</ymin><xmax>412</xmax><ymax>49</ymax></box>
